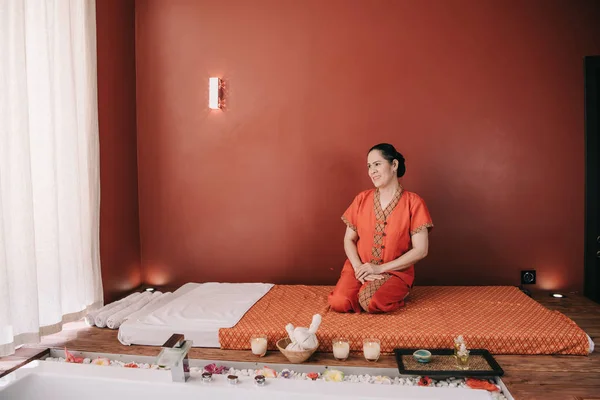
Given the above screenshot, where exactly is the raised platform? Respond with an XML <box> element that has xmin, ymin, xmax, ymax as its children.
<box><xmin>220</xmin><ymin>285</ymin><xmax>591</xmax><ymax>355</ymax></box>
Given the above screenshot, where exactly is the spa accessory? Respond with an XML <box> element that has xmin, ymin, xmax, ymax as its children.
<box><xmin>276</xmin><ymin>338</ymin><xmax>318</xmax><ymax>363</ymax></box>
<box><xmin>227</xmin><ymin>375</ymin><xmax>238</xmax><ymax>385</ymax></box>
<box><xmin>254</xmin><ymin>374</ymin><xmax>266</xmax><ymax>386</ymax></box>
<box><xmin>332</xmin><ymin>338</ymin><xmax>350</xmax><ymax>361</ymax></box>
<box><xmin>201</xmin><ymin>372</ymin><xmax>212</xmax><ymax>383</ymax></box>
<box><xmin>413</xmin><ymin>349</ymin><xmax>432</xmax><ymax>363</ymax></box>
<box><xmin>85</xmin><ymin>292</ymin><xmax>141</xmax><ymax>326</ymax></box>
<box><xmin>106</xmin><ymin>291</ymin><xmax>160</xmax><ymax>329</ymax></box>
<box><xmin>156</xmin><ymin>333</ymin><xmax>193</xmax><ymax>382</ymax></box>
<box><xmin>285</xmin><ymin>314</ymin><xmax>322</xmax><ymax>351</ymax></box>
<box><xmin>95</xmin><ymin>292</ymin><xmax>149</xmax><ymax>327</ymax></box>
<box><xmin>250</xmin><ymin>334</ymin><xmax>268</xmax><ymax>356</ymax></box>
<box><xmin>394</xmin><ymin>348</ymin><xmax>505</xmax><ymax>378</ymax></box>
<box><xmin>456</xmin><ymin>344</ymin><xmax>470</xmax><ymax>370</ymax></box>
<box><xmin>363</xmin><ymin>338</ymin><xmax>381</xmax><ymax>362</ymax></box>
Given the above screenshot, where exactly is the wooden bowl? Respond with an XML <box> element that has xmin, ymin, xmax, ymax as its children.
<box><xmin>276</xmin><ymin>338</ymin><xmax>318</xmax><ymax>364</ymax></box>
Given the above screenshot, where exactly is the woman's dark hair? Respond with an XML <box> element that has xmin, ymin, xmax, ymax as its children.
<box><xmin>368</xmin><ymin>143</ymin><xmax>406</xmax><ymax>177</ymax></box>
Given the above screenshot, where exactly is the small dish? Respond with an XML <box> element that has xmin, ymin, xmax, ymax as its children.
<box><xmin>413</xmin><ymin>349</ymin><xmax>432</xmax><ymax>363</ymax></box>
<box><xmin>201</xmin><ymin>372</ymin><xmax>212</xmax><ymax>383</ymax></box>
<box><xmin>254</xmin><ymin>374</ymin><xmax>266</xmax><ymax>386</ymax></box>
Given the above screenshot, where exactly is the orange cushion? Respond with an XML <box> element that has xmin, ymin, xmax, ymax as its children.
<box><xmin>219</xmin><ymin>285</ymin><xmax>590</xmax><ymax>355</ymax></box>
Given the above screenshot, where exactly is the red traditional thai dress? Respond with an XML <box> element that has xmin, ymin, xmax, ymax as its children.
<box><xmin>328</xmin><ymin>185</ymin><xmax>433</xmax><ymax>313</ymax></box>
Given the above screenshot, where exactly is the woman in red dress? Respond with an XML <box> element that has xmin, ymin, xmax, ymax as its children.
<box><xmin>328</xmin><ymin>143</ymin><xmax>433</xmax><ymax>313</ymax></box>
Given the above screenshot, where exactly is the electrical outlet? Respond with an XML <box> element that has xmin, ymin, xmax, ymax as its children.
<box><xmin>521</xmin><ymin>270</ymin><xmax>536</xmax><ymax>285</ymax></box>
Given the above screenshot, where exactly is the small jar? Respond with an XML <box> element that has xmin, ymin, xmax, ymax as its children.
<box><xmin>456</xmin><ymin>354</ymin><xmax>470</xmax><ymax>370</ymax></box>
<box><xmin>227</xmin><ymin>374</ymin><xmax>238</xmax><ymax>385</ymax></box>
<box><xmin>254</xmin><ymin>374</ymin><xmax>266</xmax><ymax>386</ymax></box>
<box><xmin>201</xmin><ymin>372</ymin><xmax>213</xmax><ymax>383</ymax></box>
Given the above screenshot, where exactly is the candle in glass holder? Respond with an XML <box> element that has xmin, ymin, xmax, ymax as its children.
<box><xmin>250</xmin><ymin>335</ymin><xmax>268</xmax><ymax>357</ymax></box>
<box><xmin>363</xmin><ymin>338</ymin><xmax>380</xmax><ymax>362</ymax></box>
<box><xmin>332</xmin><ymin>338</ymin><xmax>350</xmax><ymax>361</ymax></box>
<box><xmin>457</xmin><ymin>354</ymin><xmax>470</xmax><ymax>370</ymax></box>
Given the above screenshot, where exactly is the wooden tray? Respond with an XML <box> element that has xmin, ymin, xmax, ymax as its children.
<box><xmin>394</xmin><ymin>348</ymin><xmax>504</xmax><ymax>377</ymax></box>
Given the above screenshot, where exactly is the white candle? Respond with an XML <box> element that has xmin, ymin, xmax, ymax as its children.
<box><xmin>363</xmin><ymin>341</ymin><xmax>380</xmax><ymax>361</ymax></box>
<box><xmin>333</xmin><ymin>341</ymin><xmax>350</xmax><ymax>360</ymax></box>
<box><xmin>251</xmin><ymin>337</ymin><xmax>268</xmax><ymax>356</ymax></box>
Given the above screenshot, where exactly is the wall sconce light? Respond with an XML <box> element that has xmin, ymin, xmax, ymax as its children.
<box><xmin>145</xmin><ymin>287</ymin><xmax>155</xmax><ymax>293</ymax></box>
<box><xmin>209</xmin><ymin>77</ymin><xmax>222</xmax><ymax>110</ymax></box>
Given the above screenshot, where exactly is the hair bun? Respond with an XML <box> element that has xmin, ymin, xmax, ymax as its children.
<box><xmin>396</xmin><ymin>152</ymin><xmax>406</xmax><ymax>178</ymax></box>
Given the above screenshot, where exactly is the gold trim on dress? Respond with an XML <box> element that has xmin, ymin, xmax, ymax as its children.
<box><xmin>410</xmin><ymin>222</ymin><xmax>434</xmax><ymax>236</ymax></box>
<box><xmin>358</xmin><ymin>273</ymin><xmax>392</xmax><ymax>312</ymax></box>
<box><xmin>370</xmin><ymin>185</ymin><xmax>403</xmax><ymax>264</ymax></box>
<box><xmin>341</xmin><ymin>215</ymin><xmax>357</xmax><ymax>232</ymax></box>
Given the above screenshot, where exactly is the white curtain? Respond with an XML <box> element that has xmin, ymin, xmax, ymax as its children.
<box><xmin>0</xmin><ymin>0</ymin><xmax>102</xmax><ymax>356</ymax></box>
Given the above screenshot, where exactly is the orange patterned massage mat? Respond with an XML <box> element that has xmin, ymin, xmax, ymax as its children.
<box><xmin>219</xmin><ymin>285</ymin><xmax>590</xmax><ymax>355</ymax></box>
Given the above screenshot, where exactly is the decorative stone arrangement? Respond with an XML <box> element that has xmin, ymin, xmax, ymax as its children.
<box><xmin>45</xmin><ymin>356</ymin><xmax>164</xmax><ymax>369</ymax></box>
<box><xmin>44</xmin><ymin>356</ymin><xmax>508</xmax><ymax>399</ymax></box>
<box><xmin>196</xmin><ymin>364</ymin><xmax>508</xmax><ymax>400</ymax></box>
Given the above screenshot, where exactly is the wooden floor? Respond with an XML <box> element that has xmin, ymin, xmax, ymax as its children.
<box><xmin>1</xmin><ymin>291</ymin><xmax>599</xmax><ymax>400</ymax></box>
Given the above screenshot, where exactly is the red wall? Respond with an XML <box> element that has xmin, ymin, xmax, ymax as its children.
<box><xmin>133</xmin><ymin>0</ymin><xmax>600</xmax><ymax>292</ymax></box>
<box><xmin>97</xmin><ymin>0</ymin><xmax>142</xmax><ymax>303</ymax></box>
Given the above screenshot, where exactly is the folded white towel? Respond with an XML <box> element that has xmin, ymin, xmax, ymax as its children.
<box><xmin>95</xmin><ymin>292</ymin><xmax>151</xmax><ymax>328</ymax></box>
<box><xmin>106</xmin><ymin>292</ymin><xmax>162</xmax><ymax>329</ymax></box>
<box><xmin>126</xmin><ymin>292</ymin><xmax>173</xmax><ymax>323</ymax></box>
<box><xmin>84</xmin><ymin>292</ymin><xmax>141</xmax><ymax>326</ymax></box>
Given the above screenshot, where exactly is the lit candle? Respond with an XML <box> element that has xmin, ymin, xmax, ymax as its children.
<box><xmin>363</xmin><ymin>339</ymin><xmax>380</xmax><ymax>362</ymax></box>
<box><xmin>332</xmin><ymin>338</ymin><xmax>350</xmax><ymax>361</ymax></box>
<box><xmin>251</xmin><ymin>336</ymin><xmax>268</xmax><ymax>357</ymax></box>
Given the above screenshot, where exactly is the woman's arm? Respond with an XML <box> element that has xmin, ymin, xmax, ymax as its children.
<box><xmin>343</xmin><ymin>227</ymin><xmax>363</xmax><ymax>269</ymax></box>
<box><xmin>379</xmin><ymin>229</ymin><xmax>429</xmax><ymax>273</ymax></box>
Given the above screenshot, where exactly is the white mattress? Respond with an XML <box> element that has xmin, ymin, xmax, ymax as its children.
<box><xmin>118</xmin><ymin>282</ymin><xmax>273</xmax><ymax>347</ymax></box>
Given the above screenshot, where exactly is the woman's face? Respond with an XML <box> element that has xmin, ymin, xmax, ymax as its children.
<box><xmin>367</xmin><ymin>150</ymin><xmax>397</xmax><ymax>188</ymax></box>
